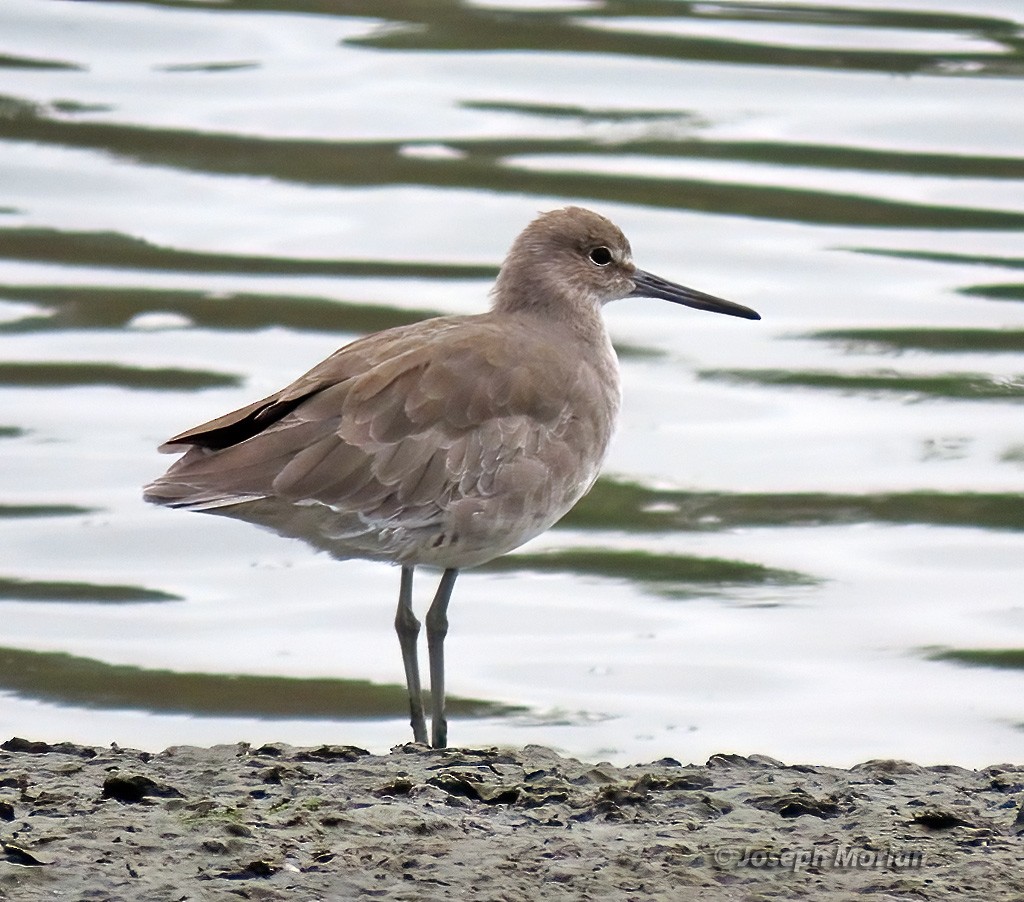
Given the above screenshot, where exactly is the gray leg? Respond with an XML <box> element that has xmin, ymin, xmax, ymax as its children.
<box><xmin>426</xmin><ymin>568</ymin><xmax>459</xmax><ymax>749</ymax></box>
<box><xmin>394</xmin><ymin>566</ymin><xmax>427</xmax><ymax>744</ymax></box>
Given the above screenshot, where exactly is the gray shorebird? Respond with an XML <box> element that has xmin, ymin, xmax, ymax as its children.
<box><xmin>144</xmin><ymin>207</ymin><xmax>760</xmax><ymax>748</ymax></box>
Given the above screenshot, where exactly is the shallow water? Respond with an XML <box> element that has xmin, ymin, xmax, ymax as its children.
<box><xmin>1</xmin><ymin>0</ymin><xmax>1022</xmax><ymax>766</ymax></box>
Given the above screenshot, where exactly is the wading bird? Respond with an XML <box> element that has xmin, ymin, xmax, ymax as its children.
<box><xmin>145</xmin><ymin>207</ymin><xmax>760</xmax><ymax>747</ymax></box>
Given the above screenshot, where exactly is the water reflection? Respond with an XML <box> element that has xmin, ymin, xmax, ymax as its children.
<box><xmin>0</xmin><ymin>285</ymin><xmax>440</xmax><ymax>335</ymax></box>
<box><xmin>3</xmin><ymin>93</ymin><xmax>1022</xmax><ymax>230</ymax></box>
<box><xmin>808</xmin><ymin>328</ymin><xmax>1024</xmax><ymax>353</ymax></box>
<box><xmin>0</xmin><ymin>361</ymin><xmax>239</xmax><ymax>391</ymax></box>
<box><xmin>0</xmin><ymin>221</ymin><xmax>494</xmax><ymax>279</ymax></box>
<box><xmin>562</xmin><ymin>477</ymin><xmax>1024</xmax><ymax>534</ymax></box>
<box><xmin>484</xmin><ymin>547</ymin><xmax>812</xmax><ymax>600</ymax></box>
<box><xmin>0</xmin><ymin>647</ymin><xmax>513</xmax><ymax>719</ymax></box>
<box><xmin>852</xmin><ymin>248</ymin><xmax>1024</xmax><ymax>270</ymax></box>
<box><xmin>0</xmin><ymin>503</ymin><xmax>95</xmax><ymax>518</ymax></box>
<box><xmin>0</xmin><ymin>577</ymin><xmax>179</xmax><ymax>604</ymax></box>
<box><xmin>927</xmin><ymin>647</ymin><xmax>1024</xmax><ymax>672</ymax></box>
<box><xmin>964</xmin><ymin>284</ymin><xmax>1024</xmax><ymax>302</ymax></box>
<box><xmin>702</xmin><ymin>368</ymin><xmax>1024</xmax><ymax>402</ymax></box>
<box><xmin>340</xmin><ymin>0</ymin><xmax>1024</xmax><ymax>77</ymax></box>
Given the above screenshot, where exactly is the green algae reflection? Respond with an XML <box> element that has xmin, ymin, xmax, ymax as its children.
<box><xmin>848</xmin><ymin>248</ymin><xmax>1024</xmax><ymax>271</ymax></box>
<box><xmin>926</xmin><ymin>648</ymin><xmax>1024</xmax><ymax>671</ymax></box>
<box><xmin>0</xmin><ymin>577</ymin><xmax>179</xmax><ymax>604</ymax></box>
<box><xmin>483</xmin><ymin>548</ymin><xmax>810</xmax><ymax>600</ymax></box>
<box><xmin>702</xmin><ymin>369</ymin><xmax>1024</xmax><ymax>402</ymax></box>
<box><xmin>0</xmin><ymin>503</ymin><xmax>95</xmax><ymax>519</ymax></box>
<box><xmin>67</xmin><ymin>0</ymin><xmax>1024</xmax><ymax>80</ymax></box>
<box><xmin>0</xmin><ymin>361</ymin><xmax>239</xmax><ymax>391</ymax></box>
<box><xmin>962</xmin><ymin>284</ymin><xmax>1024</xmax><ymax>302</ymax></box>
<box><xmin>3</xmin><ymin>91</ymin><xmax>1024</xmax><ymax>232</ymax></box>
<box><xmin>0</xmin><ymin>226</ymin><xmax>494</xmax><ymax>281</ymax></box>
<box><xmin>563</xmin><ymin>478</ymin><xmax>1024</xmax><ymax>534</ymax></box>
<box><xmin>0</xmin><ymin>646</ymin><xmax>515</xmax><ymax>720</ymax></box>
<box><xmin>0</xmin><ymin>284</ymin><xmax>656</xmax><ymax>358</ymax></box>
<box><xmin>807</xmin><ymin>328</ymin><xmax>1024</xmax><ymax>354</ymax></box>
<box><xmin>0</xmin><ymin>284</ymin><xmax>440</xmax><ymax>336</ymax></box>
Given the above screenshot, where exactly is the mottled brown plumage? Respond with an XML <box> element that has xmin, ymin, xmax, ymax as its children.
<box><xmin>145</xmin><ymin>206</ymin><xmax>759</xmax><ymax>747</ymax></box>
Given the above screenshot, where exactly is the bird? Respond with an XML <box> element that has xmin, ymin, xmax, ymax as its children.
<box><xmin>144</xmin><ymin>206</ymin><xmax>760</xmax><ymax>748</ymax></box>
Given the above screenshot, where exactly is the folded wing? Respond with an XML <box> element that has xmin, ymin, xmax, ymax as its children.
<box><xmin>144</xmin><ymin>315</ymin><xmax>613</xmax><ymax>565</ymax></box>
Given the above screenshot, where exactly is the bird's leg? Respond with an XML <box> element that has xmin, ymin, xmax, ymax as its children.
<box><xmin>425</xmin><ymin>568</ymin><xmax>459</xmax><ymax>749</ymax></box>
<box><xmin>394</xmin><ymin>566</ymin><xmax>428</xmax><ymax>744</ymax></box>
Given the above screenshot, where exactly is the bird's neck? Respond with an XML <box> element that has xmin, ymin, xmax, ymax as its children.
<box><xmin>491</xmin><ymin>274</ymin><xmax>611</xmax><ymax>349</ymax></box>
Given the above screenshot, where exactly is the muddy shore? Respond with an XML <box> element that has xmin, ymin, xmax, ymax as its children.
<box><xmin>1</xmin><ymin>738</ymin><xmax>1021</xmax><ymax>900</ymax></box>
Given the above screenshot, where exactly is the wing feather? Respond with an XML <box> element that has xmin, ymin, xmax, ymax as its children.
<box><xmin>146</xmin><ymin>312</ymin><xmax>620</xmax><ymax>565</ymax></box>
<box><xmin>274</xmin><ymin>434</ymin><xmax>372</xmax><ymax>501</ymax></box>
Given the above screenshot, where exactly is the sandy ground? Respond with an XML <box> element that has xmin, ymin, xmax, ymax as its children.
<box><xmin>0</xmin><ymin>737</ymin><xmax>1022</xmax><ymax>900</ymax></box>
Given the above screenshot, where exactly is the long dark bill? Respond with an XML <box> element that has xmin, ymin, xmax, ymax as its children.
<box><xmin>630</xmin><ymin>269</ymin><xmax>760</xmax><ymax>320</ymax></box>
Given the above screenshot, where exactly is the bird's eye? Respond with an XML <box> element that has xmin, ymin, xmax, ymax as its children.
<box><xmin>588</xmin><ymin>246</ymin><xmax>613</xmax><ymax>266</ymax></box>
